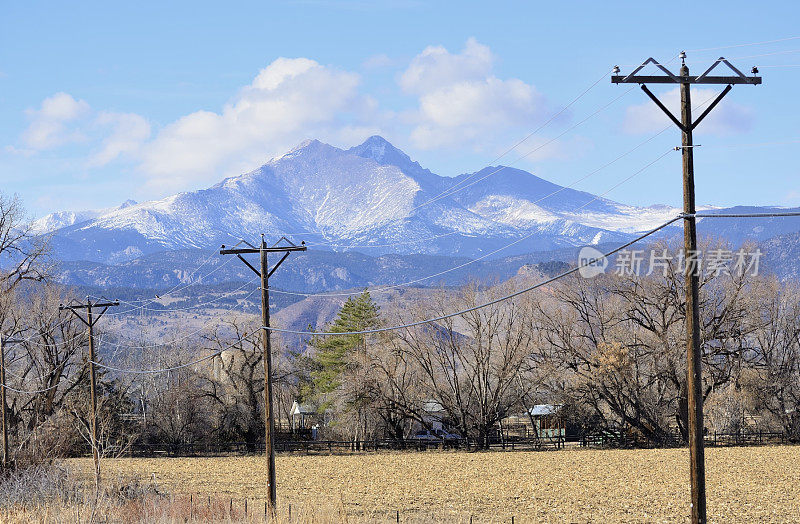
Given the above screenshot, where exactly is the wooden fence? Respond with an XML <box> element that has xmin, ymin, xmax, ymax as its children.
<box><xmin>124</xmin><ymin>435</ymin><xmax>567</xmax><ymax>457</ymax></box>
<box><xmin>118</xmin><ymin>430</ymin><xmax>790</xmax><ymax>458</ymax></box>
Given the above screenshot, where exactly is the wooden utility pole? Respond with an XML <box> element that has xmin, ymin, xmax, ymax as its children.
<box><xmin>59</xmin><ymin>297</ymin><xmax>119</xmax><ymax>487</ymax></box>
<box><xmin>613</xmin><ymin>53</ymin><xmax>761</xmax><ymax>523</ymax></box>
<box><xmin>0</xmin><ymin>334</ymin><xmax>22</xmax><ymax>470</ymax></box>
<box><xmin>220</xmin><ymin>236</ymin><xmax>306</xmax><ymax>512</ymax></box>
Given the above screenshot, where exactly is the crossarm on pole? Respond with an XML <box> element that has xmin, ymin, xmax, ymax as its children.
<box><xmin>640</xmin><ymin>85</ymin><xmax>686</xmax><ymax>132</ymax></box>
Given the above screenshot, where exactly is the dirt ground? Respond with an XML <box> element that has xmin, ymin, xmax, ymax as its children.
<box><xmin>70</xmin><ymin>446</ymin><xmax>800</xmax><ymax>522</ymax></box>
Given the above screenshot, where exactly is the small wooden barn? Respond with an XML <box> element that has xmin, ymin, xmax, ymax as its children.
<box><xmin>501</xmin><ymin>404</ymin><xmax>565</xmax><ymax>439</ymax></box>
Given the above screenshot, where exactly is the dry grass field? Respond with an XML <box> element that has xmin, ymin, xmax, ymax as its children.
<box><xmin>67</xmin><ymin>446</ymin><xmax>800</xmax><ymax>523</ymax></box>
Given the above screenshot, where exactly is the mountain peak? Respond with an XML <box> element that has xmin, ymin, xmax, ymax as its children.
<box><xmin>295</xmin><ymin>138</ymin><xmax>320</xmax><ymax>148</ymax></box>
<box><xmin>280</xmin><ymin>138</ymin><xmax>342</xmax><ymax>159</ymax></box>
<box><xmin>347</xmin><ymin>136</ymin><xmax>440</xmax><ymax>185</ymax></box>
<box><xmin>39</xmin><ymin>135</ymin><xmax>735</xmax><ymax>267</ymax></box>
<box><xmin>351</xmin><ymin>135</ymin><xmax>403</xmax><ymax>163</ymax></box>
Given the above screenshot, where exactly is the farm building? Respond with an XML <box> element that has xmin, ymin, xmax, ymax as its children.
<box><xmin>407</xmin><ymin>400</ymin><xmax>463</xmax><ymax>437</ymax></box>
<box><xmin>421</xmin><ymin>401</ymin><xmax>447</xmax><ymax>431</ymax></box>
<box><xmin>277</xmin><ymin>401</ymin><xmax>319</xmax><ymax>439</ymax></box>
<box><xmin>501</xmin><ymin>404</ymin><xmax>565</xmax><ymax>439</ymax></box>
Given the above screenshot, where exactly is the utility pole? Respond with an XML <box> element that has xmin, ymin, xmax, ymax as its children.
<box><xmin>0</xmin><ymin>333</ymin><xmax>22</xmax><ymax>470</ymax></box>
<box><xmin>59</xmin><ymin>297</ymin><xmax>119</xmax><ymax>488</ymax></box>
<box><xmin>612</xmin><ymin>53</ymin><xmax>761</xmax><ymax>523</ymax></box>
<box><xmin>220</xmin><ymin>236</ymin><xmax>306</xmax><ymax>512</ymax></box>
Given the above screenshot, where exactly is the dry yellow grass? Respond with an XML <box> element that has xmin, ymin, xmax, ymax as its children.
<box><xmin>69</xmin><ymin>446</ymin><xmax>800</xmax><ymax>523</ymax></box>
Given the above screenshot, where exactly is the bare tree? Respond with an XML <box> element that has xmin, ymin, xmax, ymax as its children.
<box><xmin>8</xmin><ymin>284</ymin><xmax>88</xmax><ymax>434</ymax></box>
<box><xmin>748</xmin><ymin>277</ymin><xmax>800</xmax><ymax>440</ymax></box>
<box><xmin>145</xmin><ymin>368</ymin><xmax>208</xmax><ymax>451</ymax></box>
<box><xmin>538</xmin><ymin>240</ymin><xmax>760</xmax><ymax>444</ymax></box>
<box><xmin>364</xmin><ymin>332</ymin><xmax>423</xmax><ymax>441</ymax></box>
<box><xmin>397</xmin><ymin>283</ymin><xmax>540</xmax><ymax>448</ymax></box>
<box><xmin>0</xmin><ymin>193</ymin><xmax>49</xmax><ymax>294</ymax></box>
<box><xmin>201</xmin><ymin>316</ymin><xmax>265</xmax><ymax>448</ymax></box>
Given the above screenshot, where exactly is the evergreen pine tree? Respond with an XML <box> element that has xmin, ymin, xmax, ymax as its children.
<box><xmin>307</xmin><ymin>291</ymin><xmax>379</xmax><ymax>411</ymax></box>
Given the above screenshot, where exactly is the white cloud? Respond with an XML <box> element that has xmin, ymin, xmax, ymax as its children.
<box><xmin>88</xmin><ymin>112</ymin><xmax>151</xmax><ymax>167</ymax></box>
<box><xmin>139</xmin><ymin>57</ymin><xmax>379</xmax><ymax>193</ymax></box>
<box><xmin>16</xmin><ymin>93</ymin><xmax>150</xmax><ymax>168</ymax></box>
<box><xmin>400</xmin><ymin>38</ymin><xmax>493</xmax><ymax>95</ymax></box>
<box><xmin>22</xmin><ymin>92</ymin><xmax>90</xmax><ymax>149</ymax></box>
<box><xmin>623</xmin><ymin>87</ymin><xmax>754</xmax><ymax>135</ymax></box>
<box><xmin>13</xmin><ymin>42</ymin><xmax>572</xmax><ymax>202</ymax></box>
<box><xmin>362</xmin><ymin>53</ymin><xmax>394</xmax><ymax>69</ymax></box>
<box><xmin>400</xmin><ymin>38</ymin><xmax>551</xmax><ymax>151</ymax></box>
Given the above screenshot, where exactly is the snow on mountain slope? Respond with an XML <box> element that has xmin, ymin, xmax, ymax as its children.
<box><xmin>38</xmin><ymin>135</ymin><xmax>790</xmax><ymax>265</ymax></box>
<box><xmin>32</xmin><ymin>199</ymin><xmax>137</xmax><ymax>234</ymax></box>
<box><xmin>447</xmin><ymin>165</ymin><xmax>621</xmax><ymax>215</ymax></box>
<box><xmin>560</xmin><ymin>204</ymin><xmax>724</xmax><ymax>233</ymax></box>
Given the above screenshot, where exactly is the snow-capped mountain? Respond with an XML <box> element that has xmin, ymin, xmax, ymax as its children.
<box><xmin>38</xmin><ymin>136</ymin><xmax>800</xmax><ymax>265</ymax></box>
<box><xmin>31</xmin><ymin>199</ymin><xmax>138</xmax><ymax>235</ymax></box>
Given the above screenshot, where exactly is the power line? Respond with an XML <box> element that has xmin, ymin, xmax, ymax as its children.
<box><xmin>615</xmin><ymin>36</ymin><xmax>800</xmax><ymax>69</ymax></box>
<box><xmin>267</xmin><ymin>90</ymin><xmax>726</xmax><ymax>299</ymax></box>
<box><xmin>59</xmin><ymin>211</ymin><xmax>800</xmax><ymax>373</ymax></box>
<box><xmin>87</xmin><ymin>230</ymin><xmax>252</xmax><ymax>310</ymax></box>
<box><xmin>300</xmin><ymin>69</ymin><xmax>621</xmax><ymax>251</ymax></box>
<box><xmin>263</xmin><ymin>208</ymin><xmax>800</xmax><ymax>339</ymax></box>
<box><xmin>93</xmin><ymin>284</ymin><xmax>261</xmax><ymax>349</ymax></box>
<box><xmin>89</xmin><ymin>338</ymin><xmax>246</xmax><ymax>375</ymax></box>
<box><xmin>270</xmin><ymin>146</ymin><xmax>676</xmax><ymax>299</ymax></box>
<box><xmin>277</xmin><ymin>90</ymin><xmax>722</xmax><ymax>298</ymax></box>
<box><xmin>12</xmin><ymin>249</ymin><xmax>244</xmax><ymax>344</ymax></box>
<box><xmin>613</xmin><ymin>51</ymin><xmax>763</xmax><ymax>524</ymax></box>
<box><xmin>692</xmin><ymin>211</ymin><xmax>800</xmax><ymax>218</ymax></box>
<box><xmin>263</xmin><ymin>216</ymin><xmax>684</xmax><ymax>336</ymax></box>
<box><xmin>21</xmin><ymin>281</ymin><xmax>260</xmax><ymax>350</ymax></box>
<box><xmin>686</xmin><ymin>36</ymin><xmax>800</xmax><ymax>53</ymax></box>
<box><xmin>39</xmin><ymin>72</ymin><xmax>629</xmax><ymax>304</ymax></box>
<box><xmin>106</xmin><ymin>276</ymin><xmax>259</xmax><ymax>316</ymax></box>
<box><xmin>401</xmin><ymin>69</ymin><xmax>616</xmax><ymax>213</ymax></box>
<box><xmin>703</xmin><ymin>138</ymin><xmax>800</xmax><ymax>149</ymax></box>
<box><xmin>94</xmin><ymin>249</ymin><xmax>238</xmax><ymax>308</ymax></box>
<box><xmin>727</xmin><ymin>48</ymin><xmax>800</xmax><ymax>60</ymax></box>
<box><xmin>3</xmin><ymin>334</ymin><xmax>254</xmax><ymax>388</ymax></box>
<box><xmin>397</xmin><ymin>86</ymin><xmax>638</xmax><ymax>217</ymax></box>
<box><xmin>0</xmin><ymin>375</ymin><xmax>79</xmax><ymax>394</ymax></box>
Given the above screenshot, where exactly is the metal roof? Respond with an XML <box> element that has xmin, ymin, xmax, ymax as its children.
<box><xmin>529</xmin><ymin>404</ymin><xmax>562</xmax><ymax>416</ymax></box>
<box><xmin>290</xmin><ymin>401</ymin><xmax>315</xmax><ymax>416</ymax></box>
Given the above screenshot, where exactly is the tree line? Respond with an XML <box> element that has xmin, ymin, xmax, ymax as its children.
<box><xmin>1</xmin><ymin>193</ymin><xmax>799</xmax><ymax>466</ymax></box>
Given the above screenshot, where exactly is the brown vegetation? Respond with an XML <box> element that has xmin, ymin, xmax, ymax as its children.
<box><xmin>62</xmin><ymin>447</ymin><xmax>800</xmax><ymax>522</ymax></box>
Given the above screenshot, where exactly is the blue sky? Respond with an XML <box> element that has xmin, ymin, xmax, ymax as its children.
<box><xmin>2</xmin><ymin>1</ymin><xmax>799</xmax><ymax>217</ymax></box>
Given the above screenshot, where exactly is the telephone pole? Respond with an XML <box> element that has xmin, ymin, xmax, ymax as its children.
<box><xmin>0</xmin><ymin>333</ymin><xmax>23</xmax><ymax>470</ymax></box>
<box><xmin>59</xmin><ymin>297</ymin><xmax>119</xmax><ymax>483</ymax></box>
<box><xmin>612</xmin><ymin>53</ymin><xmax>761</xmax><ymax>523</ymax></box>
<box><xmin>220</xmin><ymin>235</ymin><xmax>306</xmax><ymax>512</ymax></box>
